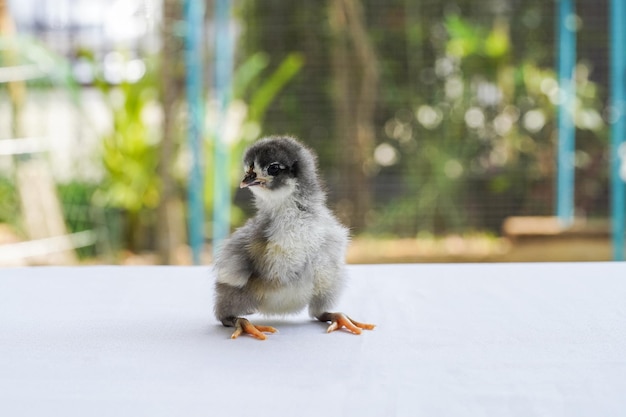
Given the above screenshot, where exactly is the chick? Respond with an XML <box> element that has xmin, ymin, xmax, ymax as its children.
<box><xmin>213</xmin><ymin>136</ymin><xmax>375</xmax><ymax>340</ymax></box>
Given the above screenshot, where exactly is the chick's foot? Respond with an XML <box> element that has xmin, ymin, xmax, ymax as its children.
<box><xmin>318</xmin><ymin>312</ymin><xmax>376</xmax><ymax>335</ymax></box>
<box><xmin>231</xmin><ymin>317</ymin><xmax>278</xmax><ymax>340</ymax></box>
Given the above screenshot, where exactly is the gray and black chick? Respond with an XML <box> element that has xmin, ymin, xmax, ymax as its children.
<box><xmin>213</xmin><ymin>136</ymin><xmax>375</xmax><ymax>340</ymax></box>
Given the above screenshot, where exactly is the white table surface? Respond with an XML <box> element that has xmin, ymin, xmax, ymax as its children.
<box><xmin>1</xmin><ymin>263</ymin><xmax>625</xmax><ymax>417</ymax></box>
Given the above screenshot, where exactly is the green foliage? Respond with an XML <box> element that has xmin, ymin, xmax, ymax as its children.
<box><xmin>445</xmin><ymin>15</ymin><xmax>510</xmax><ymax>60</ymax></box>
<box><xmin>57</xmin><ymin>182</ymin><xmax>99</xmax><ymax>258</ymax></box>
<box><xmin>57</xmin><ymin>182</ymin><xmax>98</xmax><ymax>233</ymax></box>
<box><xmin>248</xmin><ymin>53</ymin><xmax>304</xmax><ymax>122</ymax></box>
<box><xmin>369</xmin><ymin>14</ymin><xmax>605</xmax><ymax>235</ymax></box>
<box><xmin>445</xmin><ymin>15</ymin><xmax>485</xmax><ymax>58</ymax></box>
<box><xmin>0</xmin><ymin>177</ymin><xmax>19</xmax><ymax>228</ymax></box>
<box><xmin>92</xmin><ymin>58</ymin><xmax>161</xmax><ymax>214</ymax></box>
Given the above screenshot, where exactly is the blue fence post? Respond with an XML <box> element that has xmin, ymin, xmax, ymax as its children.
<box><xmin>556</xmin><ymin>0</ymin><xmax>577</xmax><ymax>226</ymax></box>
<box><xmin>184</xmin><ymin>0</ymin><xmax>205</xmax><ymax>265</ymax></box>
<box><xmin>213</xmin><ymin>0</ymin><xmax>233</xmax><ymax>256</ymax></box>
<box><xmin>610</xmin><ymin>0</ymin><xmax>626</xmax><ymax>261</ymax></box>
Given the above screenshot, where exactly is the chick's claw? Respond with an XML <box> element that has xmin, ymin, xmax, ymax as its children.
<box><xmin>320</xmin><ymin>312</ymin><xmax>376</xmax><ymax>335</ymax></box>
<box><xmin>232</xmin><ymin>318</ymin><xmax>278</xmax><ymax>340</ymax></box>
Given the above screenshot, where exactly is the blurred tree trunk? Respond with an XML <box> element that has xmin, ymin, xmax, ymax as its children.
<box><xmin>157</xmin><ymin>0</ymin><xmax>185</xmax><ymax>264</ymax></box>
<box><xmin>329</xmin><ymin>0</ymin><xmax>379</xmax><ymax>232</ymax></box>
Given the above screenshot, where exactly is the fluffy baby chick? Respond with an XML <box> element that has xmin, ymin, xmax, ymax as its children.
<box><xmin>213</xmin><ymin>136</ymin><xmax>375</xmax><ymax>340</ymax></box>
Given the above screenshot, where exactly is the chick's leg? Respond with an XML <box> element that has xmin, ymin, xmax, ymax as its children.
<box><xmin>229</xmin><ymin>317</ymin><xmax>277</xmax><ymax>340</ymax></box>
<box><xmin>317</xmin><ymin>312</ymin><xmax>375</xmax><ymax>335</ymax></box>
<box><xmin>215</xmin><ymin>283</ymin><xmax>277</xmax><ymax>340</ymax></box>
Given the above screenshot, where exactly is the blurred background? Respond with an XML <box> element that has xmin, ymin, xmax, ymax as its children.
<box><xmin>0</xmin><ymin>0</ymin><xmax>624</xmax><ymax>266</ymax></box>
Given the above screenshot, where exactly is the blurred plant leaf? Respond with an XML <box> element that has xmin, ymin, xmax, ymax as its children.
<box><xmin>232</xmin><ymin>52</ymin><xmax>270</xmax><ymax>99</ymax></box>
<box><xmin>484</xmin><ymin>23</ymin><xmax>510</xmax><ymax>58</ymax></box>
<box><xmin>248</xmin><ymin>52</ymin><xmax>304</xmax><ymax>122</ymax></box>
<box><xmin>445</xmin><ymin>15</ymin><xmax>483</xmax><ymax>57</ymax></box>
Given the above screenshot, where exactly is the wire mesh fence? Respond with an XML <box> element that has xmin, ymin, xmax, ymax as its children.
<box><xmin>0</xmin><ymin>0</ymin><xmax>618</xmax><ymax>264</ymax></box>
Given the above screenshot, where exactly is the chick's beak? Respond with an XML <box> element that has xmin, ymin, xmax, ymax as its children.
<box><xmin>240</xmin><ymin>170</ymin><xmax>267</xmax><ymax>188</ymax></box>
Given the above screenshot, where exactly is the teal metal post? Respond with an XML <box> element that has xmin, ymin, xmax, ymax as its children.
<box><xmin>213</xmin><ymin>0</ymin><xmax>233</xmax><ymax>255</ymax></box>
<box><xmin>610</xmin><ymin>0</ymin><xmax>626</xmax><ymax>261</ymax></box>
<box><xmin>556</xmin><ymin>0</ymin><xmax>576</xmax><ymax>225</ymax></box>
<box><xmin>184</xmin><ymin>0</ymin><xmax>205</xmax><ymax>265</ymax></box>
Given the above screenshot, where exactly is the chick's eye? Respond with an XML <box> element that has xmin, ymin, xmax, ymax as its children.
<box><xmin>267</xmin><ymin>163</ymin><xmax>282</xmax><ymax>176</ymax></box>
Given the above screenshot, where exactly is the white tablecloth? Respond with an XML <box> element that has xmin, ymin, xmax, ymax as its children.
<box><xmin>1</xmin><ymin>263</ymin><xmax>625</xmax><ymax>416</ymax></box>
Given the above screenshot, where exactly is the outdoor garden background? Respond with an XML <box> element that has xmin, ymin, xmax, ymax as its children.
<box><xmin>0</xmin><ymin>0</ymin><xmax>619</xmax><ymax>265</ymax></box>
